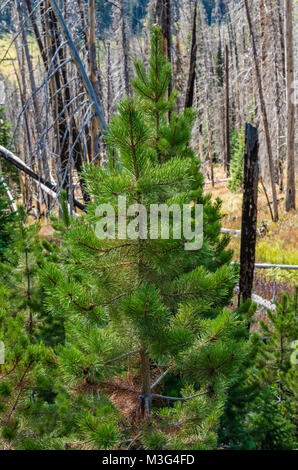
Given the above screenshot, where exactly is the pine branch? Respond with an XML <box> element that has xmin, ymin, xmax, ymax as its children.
<box><xmin>104</xmin><ymin>349</ymin><xmax>141</xmax><ymax>365</ymax></box>
<box><xmin>151</xmin><ymin>367</ymin><xmax>172</xmax><ymax>390</ymax></box>
<box><xmin>151</xmin><ymin>391</ymin><xmax>209</xmax><ymax>401</ymax></box>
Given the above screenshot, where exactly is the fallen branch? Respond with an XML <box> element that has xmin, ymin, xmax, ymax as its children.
<box><xmin>0</xmin><ymin>145</ymin><xmax>86</xmax><ymax>212</ymax></box>
<box><xmin>232</xmin><ymin>261</ymin><xmax>298</xmax><ymax>270</ymax></box>
<box><xmin>221</xmin><ymin>227</ymin><xmax>241</xmax><ymax>235</ymax></box>
<box><xmin>251</xmin><ymin>293</ymin><xmax>276</xmax><ymax>312</ymax></box>
<box><xmin>0</xmin><ymin>175</ymin><xmax>17</xmax><ymax>212</ymax></box>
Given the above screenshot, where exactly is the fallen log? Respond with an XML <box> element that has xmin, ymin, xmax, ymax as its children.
<box><xmin>232</xmin><ymin>261</ymin><xmax>298</xmax><ymax>270</ymax></box>
<box><xmin>0</xmin><ymin>145</ymin><xmax>86</xmax><ymax>212</ymax></box>
<box><xmin>221</xmin><ymin>228</ymin><xmax>241</xmax><ymax>235</ymax></box>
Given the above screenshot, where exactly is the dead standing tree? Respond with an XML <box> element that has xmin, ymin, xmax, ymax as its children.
<box><xmin>184</xmin><ymin>1</ymin><xmax>197</xmax><ymax>109</ymax></box>
<box><xmin>239</xmin><ymin>123</ymin><xmax>259</xmax><ymax>306</ymax></box>
<box><xmin>284</xmin><ymin>0</ymin><xmax>296</xmax><ymax>211</ymax></box>
<box><xmin>156</xmin><ymin>0</ymin><xmax>172</xmax><ymax>97</ymax></box>
<box><xmin>244</xmin><ymin>0</ymin><xmax>279</xmax><ymax>221</ymax></box>
<box><xmin>224</xmin><ymin>43</ymin><xmax>230</xmax><ymax>177</ymax></box>
<box><xmin>88</xmin><ymin>0</ymin><xmax>103</xmax><ymax>160</ymax></box>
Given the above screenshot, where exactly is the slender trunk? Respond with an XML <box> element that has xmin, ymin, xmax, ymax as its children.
<box><xmin>184</xmin><ymin>2</ymin><xmax>197</xmax><ymax>109</ymax></box>
<box><xmin>156</xmin><ymin>0</ymin><xmax>172</xmax><ymax>97</ymax></box>
<box><xmin>88</xmin><ymin>0</ymin><xmax>101</xmax><ymax>160</ymax></box>
<box><xmin>224</xmin><ymin>44</ymin><xmax>230</xmax><ymax>177</ymax></box>
<box><xmin>106</xmin><ymin>41</ymin><xmax>113</xmax><ymax>123</ymax></box>
<box><xmin>206</xmin><ymin>89</ymin><xmax>214</xmax><ymax>186</ymax></box>
<box><xmin>244</xmin><ymin>0</ymin><xmax>278</xmax><ymax>221</ymax></box>
<box><xmin>120</xmin><ymin>0</ymin><xmax>130</xmax><ymax>96</ymax></box>
<box><xmin>24</xmin><ymin>0</ymin><xmax>48</xmax><ymax>70</ymax></box>
<box><xmin>239</xmin><ymin>124</ymin><xmax>259</xmax><ymax>306</ymax></box>
<box><xmin>284</xmin><ymin>0</ymin><xmax>296</xmax><ymax>211</ymax></box>
<box><xmin>140</xmin><ymin>348</ymin><xmax>151</xmax><ymax>420</ymax></box>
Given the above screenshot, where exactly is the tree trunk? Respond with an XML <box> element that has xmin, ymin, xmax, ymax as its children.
<box><xmin>206</xmin><ymin>88</ymin><xmax>214</xmax><ymax>186</ymax></box>
<box><xmin>184</xmin><ymin>2</ymin><xmax>197</xmax><ymax>109</ymax></box>
<box><xmin>284</xmin><ymin>0</ymin><xmax>296</xmax><ymax>211</ymax></box>
<box><xmin>156</xmin><ymin>0</ymin><xmax>172</xmax><ymax>97</ymax></box>
<box><xmin>224</xmin><ymin>43</ymin><xmax>230</xmax><ymax>177</ymax></box>
<box><xmin>244</xmin><ymin>0</ymin><xmax>279</xmax><ymax>221</ymax></box>
<box><xmin>120</xmin><ymin>0</ymin><xmax>130</xmax><ymax>96</ymax></box>
<box><xmin>88</xmin><ymin>0</ymin><xmax>102</xmax><ymax>160</ymax></box>
<box><xmin>239</xmin><ymin>123</ymin><xmax>259</xmax><ymax>305</ymax></box>
<box><xmin>140</xmin><ymin>348</ymin><xmax>151</xmax><ymax>420</ymax></box>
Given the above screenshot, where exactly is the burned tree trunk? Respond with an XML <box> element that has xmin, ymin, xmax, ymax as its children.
<box><xmin>184</xmin><ymin>2</ymin><xmax>197</xmax><ymax>109</ymax></box>
<box><xmin>239</xmin><ymin>123</ymin><xmax>259</xmax><ymax>305</ymax></box>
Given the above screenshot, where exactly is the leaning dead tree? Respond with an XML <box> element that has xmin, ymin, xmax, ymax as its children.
<box><xmin>48</xmin><ymin>0</ymin><xmax>107</xmax><ymax>131</ymax></box>
<box><xmin>0</xmin><ymin>145</ymin><xmax>86</xmax><ymax>212</ymax></box>
<box><xmin>239</xmin><ymin>123</ymin><xmax>259</xmax><ymax>305</ymax></box>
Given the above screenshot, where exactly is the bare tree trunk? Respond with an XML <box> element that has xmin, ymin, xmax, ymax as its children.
<box><xmin>206</xmin><ymin>88</ymin><xmax>214</xmax><ymax>186</ymax></box>
<box><xmin>284</xmin><ymin>0</ymin><xmax>296</xmax><ymax>211</ymax></box>
<box><xmin>120</xmin><ymin>0</ymin><xmax>130</xmax><ymax>96</ymax></box>
<box><xmin>24</xmin><ymin>0</ymin><xmax>48</xmax><ymax>70</ymax></box>
<box><xmin>276</xmin><ymin>0</ymin><xmax>286</xmax><ymax>79</ymax></box>
<box><xmin>88</xmin><ymin>0</ymin><xmax>102</xmax><ymax>159</ymax></box>
<box><xmin>16</xmin><ymin>0</ymin><xmax>49</xmax><ymax>209</ymax></box>
<box><xmin>224</xmin><ymin>43</ymin><xmax>230</xmax><ymax>177</ymax></box>
<box><xmin>239</xmin><ymin>123</ymin><xmax>259</xmax><ymax>305</ymax></box>
<box><xmin>267</xmin><ymin>0</ymin><xmax>283</xmax><ymax>189</ymax></box>
<box><xmin>106</xmin><ymin>41</ymin><xmax>113</xmax><ymax>123</ymax></box>
<box><xmin>244</xmin><ymin>0</ymin><xmax>279</xmax><ymax>221</ymax></box>
<box><xmin>184</xmin><ymin>1</ymin><xmax>197</xmax><ymax>109</ymax></box>
<box><xmin>48</xmin><ymin>0</ymin><xmax>107</xmax><ymax>131</ymax></box>
<box><xmin>156</xmin><ymin>0</ymin><xmax>172</xmax><ymax>96</ymax></box>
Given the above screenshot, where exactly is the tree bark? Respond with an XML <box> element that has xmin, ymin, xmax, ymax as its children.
<box><xmin>244</xmin><ymin>0</ymin><xmax>279</xmax><ymax>221</ymax></box>
<box><xmin>88</xmin><ymin>0</ymin><xmax>102</xmax><ymax>160</ymax></box>
<box><xmin>239</xmin><ymin>123</ymin><xmax>259</xmax><ymax>305</ymax></box>
<box><xmin>184</xmin><ymin>2</ymin><xmax>197</xmax><ymax>109</ymax></box>
<box><xmin>284</xmin><ymin>0</ymin><xmax>296</xmax><ymax>211</ymax></box>
<box><xmin>224</xmin><ymin>43</ymin><xmax>230</xmax><ymax>177</ymax></box>
<box><xmin>156</xmin><ymin>0</ymin><xmax>172</xmax><ymax>97</ymax></box>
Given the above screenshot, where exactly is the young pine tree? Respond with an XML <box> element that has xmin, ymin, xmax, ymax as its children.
<box><xmin>220</xmin><ymin>290</ymin><xmax>298</xmax><ymax>450</ymax></box>
<box><xmin>0</xmin><ymin>283</ymin><xmax>52</xmax><ymax>449</ymax></box>
<box><xmin>0</xmin><ymin>201</ymin><xmax>65</xmax><ymax>449</ymax></box>
<box><xmin>39</xmin><ymin>27</ymin><xmax>249</xmax><ymax>450</ymax></box>
<box><xmin>246</xmin><ymin>289</ymin><xmax>298</xmax><ymax>450</ymax></box>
